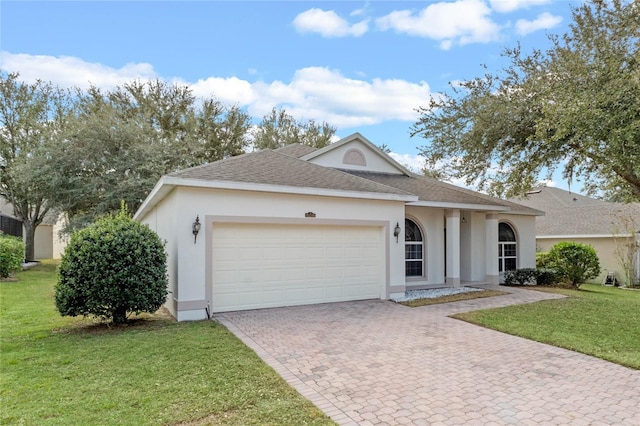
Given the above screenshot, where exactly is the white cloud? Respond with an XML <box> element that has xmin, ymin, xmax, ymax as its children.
<box><xmin>248</xmin><ymin>67</ymin><xmax>432</xmax><ymax>127</ymax></box>
<box><xmin>1</xmin><ymin>52</ymin><xmax>432</xmax><ymax>128</ymax></box>
<box><xmin>538</xmin><ymin>179</ymin><xmax>557</xmax><ymax>187</ymax></box>
<box><xmin>375</xmin><ymin>0</ymin><xmax>501</xmax><ymax>49</ymax></box>
<box><xmin>388</xmin><ymin>152</ymin><xmax>425</xmax><ymax>173</ymax></box>
<box><xmin>489</xmin><ymin>0</ymin><xmax>552</xmax><ymax>14</ymax></box>
<box><xmin>0</xmin><ymin>51</ymin><xmax>157</xmax><ymax>90</ymax></box>
<box><xmin>293</xmin><ymin>8</ymin><xmax>368</xmax><ymax>37</ymax></box>
<box><xmin>188</xmin><ymin>76</ymin><xmax>256</xmax><ymax>106</ymax></box>
<box><xmin>515</xmin><ymin>12</ymin><xmax>562</xmax><ymax>36</ymax></box>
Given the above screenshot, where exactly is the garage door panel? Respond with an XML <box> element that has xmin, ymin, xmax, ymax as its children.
<box><xmin>212</xmin><ymin>223</ymin><xmax>384</xmax><ymax>312</ymax></box>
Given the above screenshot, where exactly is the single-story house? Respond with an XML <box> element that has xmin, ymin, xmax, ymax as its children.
<box><xmin>0</xmin><ymin>199</ymin><xmax>67</xmax><ymax>259</ymax></box>
<box><xmin>512</xmin><ymin>187</ymin><xmax>640</xmax><ymax>286</ymax></box>
<box><xmin>134</xmin><ymin>133</ymin><xmax>542</xmax><ymax>321</ymax></box>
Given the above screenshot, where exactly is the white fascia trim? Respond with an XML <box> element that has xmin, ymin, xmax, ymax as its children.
<box><xmin>163</xmin><ymin>176</ymin><xmax>418</xmax><ymax>202</ymax></box>
<box><xmin>406</xmin><ymin>200</ymin><xmax>509</xmax><ymax>212</ymax></box>
<box><xmin>538</xmin><ymin>234</ymin><xmax>634</xmax><ymax>239</ymax></box>
<box><xmin>133</xmin><ymin>177</ymin><xmax>175</xmax><ymax>221</ymax></box>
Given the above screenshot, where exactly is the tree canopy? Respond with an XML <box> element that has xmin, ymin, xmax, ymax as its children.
<box><xmin>35</xmin><ymin>79</ymin><xmax>252</xmax><ymax>229</ymax></box>
<box><xmin>1</xmin><ymin>73</ymin><xmax>338</xmax><ymax>238</ymax></box>
<box><xmin>0</xmin><ymin>72</ymin><xmax>72</xmax><ymax>259</ymax></box>
<box><xmin>253</xmin><ymin>107</ymin><xmax>336</xmax><ymax>150</ymax></box>
<box><xmin>412</xmin><ymin>0</ymin><xmax>640</xmax><ymax>201</ymax></box>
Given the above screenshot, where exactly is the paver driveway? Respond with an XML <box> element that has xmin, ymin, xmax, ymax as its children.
<box><xmin>215</xmin><ymin>286</ymin><xmax>640</xmax><ymax>425</ymax></box>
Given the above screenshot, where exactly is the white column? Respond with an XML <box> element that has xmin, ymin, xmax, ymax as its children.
<box><xmin>485</xmin><ymin>213</ymin><xmax>499</xmax><ymax>285</ymax></box>
<box><xmin>445</xmin><ymin>209</ymin><xmax>461</xmax><ymax>287</ymax></box>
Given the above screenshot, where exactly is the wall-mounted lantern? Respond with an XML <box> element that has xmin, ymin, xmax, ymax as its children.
<box><xmin>393</xmin><ymin>222</ymin><xmax>401</xmax><ymax>243</ymax></box>
<box><xmin>192</xmin><ymin>215</ymin><xmax>201</xmax><ymax>244</ymax></box>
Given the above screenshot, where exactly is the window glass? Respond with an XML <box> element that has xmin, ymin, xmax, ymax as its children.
<box><xmin>405</xmin><ymin>219</ymin><xmax>424</xmax><ymax>277</ymax></box>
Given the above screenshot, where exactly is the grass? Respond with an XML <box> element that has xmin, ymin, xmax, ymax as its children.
<box><xmin>397</xmin><ymin>289</ymin><xmax>508</xmax><ymax>307</ymax></box>
<box><xmin>0</xmin><ymin>261</ymin><xmax>334</xmax><ymax>425</ymax></box>
<box><xmin>454</xmin><ymin>284</ymin><xmax>640</xmax><ymax>369</ymax></box>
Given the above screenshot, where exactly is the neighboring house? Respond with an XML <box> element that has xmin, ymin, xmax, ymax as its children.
<box><xmin>512</xmin><ymin>187</ymin><xmax>640</xmax><ymax>286</ymax></box>
<box><xmin>134</xmin><ymin>133</ymin><xmax>542</xmax><ymax>321</ymax></box>
<box><xmin>0</xmin><ymin>199</ymin><xmax>67</xmax><ymax>259</ymax></box>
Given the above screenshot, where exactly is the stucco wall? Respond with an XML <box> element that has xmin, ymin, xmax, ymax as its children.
<box><xmin>460</xmin><ymin>211</ymin><xmax>489</xmax><ymax>282</ymax></box>
<box><xmin>537</xmin><ymin>236</ymin><xmax>634</xmax><ymax>285</ymax></box>
<box><xmin>405</xmin><ymin>206</ymin><xmax>445</xmax><ymax>285</ymax></box>
<box><xmin>500</xmin><ymin>214</ymin><xmax>537</xmax><ymax>269</ymax></box>
<box><xmin>140</xmin><ymin>189</ymin><xmax>179</xmax><ymax>317</ymax></box>
<box><xmin>34</xmin><ymin>225</ymin><xmax>53</xmax><ymax>259</ymax></box>
<box><xmin>140</xmin><ymin>186</ymin><xmax>406</xmax><ymax>321</ymax></box>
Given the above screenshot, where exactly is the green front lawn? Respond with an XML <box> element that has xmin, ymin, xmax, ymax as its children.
<box><xmin>0</xmin><ymin>261</ymin><xmax>333</xmax><ymax>425</ymax></box>
<box><xmin>454</xmin><ymin>284</ymin><xmax>640</xmax><ymax>369</ymax></box>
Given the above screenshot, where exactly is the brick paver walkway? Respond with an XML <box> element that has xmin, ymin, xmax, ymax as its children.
<box><xmin>215</xmin><ymin>286</ymin><xmax>640</xmax><ymax>425</ymax></box>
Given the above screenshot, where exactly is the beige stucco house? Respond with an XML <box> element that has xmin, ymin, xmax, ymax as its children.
<box><xmin>0</xmin><ymin>199</ymin><xmax>67</xmax><ymax>259</ymax></box>
<box><xmin>513</xmin><ymin>187</ymin><xmax>640</xmax><ymax>286</ymax></box>
<box><xmin>134</xmin><ymin>133</ymin><xmax>542</xmax><ymax>321</ymax></box>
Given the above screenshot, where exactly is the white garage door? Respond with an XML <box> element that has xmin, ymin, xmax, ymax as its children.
<box><xmin>212</xmin><ymin>223</ymin><xmax>384</xmax><ymax>312</ymax></box>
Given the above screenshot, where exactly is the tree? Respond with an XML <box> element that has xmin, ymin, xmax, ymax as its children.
<box><xmin>412</xmin><ymin>0</ymin><xmax>640</xmax><ymax>201</ymax></box>
<box><xmin>253</xmin><ymin>107</ymin><xmax>336</xmax><ymax>150</ymax></box>
<box><xmin>37</xmin><ymin>80</ymin><xmax>251</xmax><ymax>229</ymax></box>
<box><xmin>547</xmin><ymin>241</ymin><xmax>601</xmax><ymax>288</ymax></box>
<box><xmin>0</xmin><ymin>72</ymin><xmax>72</xmax><ymax>260</ymax></box>
<box><xmin>55</xmin><ymin>205</ymin><xmax>167</xmax><ymax>324</ymax></box>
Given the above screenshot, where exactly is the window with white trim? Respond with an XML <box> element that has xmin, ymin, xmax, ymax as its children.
<box><xmin>405</xmin><ymin>219</ymin><xmax>424</xmax><ymax>277</ymax></box>
<box><xmin>498</xmin><ymin>222</ymin><xmax>517</xmax><ymax>272</ymax></box>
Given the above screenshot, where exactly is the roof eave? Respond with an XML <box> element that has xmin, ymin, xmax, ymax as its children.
<box><xmin>134</xmin><ymin>176</ymin><xmax>418</xmax><ymax>220</ymax></box>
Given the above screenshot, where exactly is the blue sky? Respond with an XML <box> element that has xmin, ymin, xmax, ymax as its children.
<box><xmin>1</xmin><ymin>0</ymin><xmax>581</xmax><ymax>190</ymax></box>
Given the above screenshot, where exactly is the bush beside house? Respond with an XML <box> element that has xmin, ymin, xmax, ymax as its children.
<box><xmin>55</xmin><ymin>207</ymin><xmax>168</xmax><ymax>324</ymax></box>
<box><xmin>547</xmin><ymin>242</ymin><xmax>601</xmax><ymax>288</ymax></box>
<box><xmin>0</xmin><ymin>232</ymin><xmax>24</xmax><ymax>278</ymax></box>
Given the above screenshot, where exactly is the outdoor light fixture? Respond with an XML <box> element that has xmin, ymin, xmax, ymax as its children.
<box><xmin>192</xmin><ymin>215</ymin><xmax>201</xmax><ymax>244</ymax></box>
<box><xmin>393</xmin><ymin>222</ymin><xmax>401</xmax><ymax>243</ymax></box>
<box><xmin>461</xmin><ymin>213</ymin><xmax>467</xmax><ymax>224</ymax></box>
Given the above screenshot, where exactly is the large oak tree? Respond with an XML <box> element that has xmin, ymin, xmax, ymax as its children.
<box><xmin>412</xmin><ymin>0</ymin><xmax>640</xmax><ymax>201</ymax></box>
<box><xmin>0</xmin><ymin>73</ymin><xmax>72</xmax><ymax>260</ymax></box>
<box><xmin>38</xmin><ymin>80</ymin><xmax>252</xmax><ymax>230</ymax></box>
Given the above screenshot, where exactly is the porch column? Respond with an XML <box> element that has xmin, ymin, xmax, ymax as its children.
<box><xmin>485</xmin><ymin>213</ymin><xmax>499</xmax><ymax>285</ymax></box>
<box><xmin>445</xmin><ymin>209</ymin><xmax>461</xmax><ymax>287</ymax></box>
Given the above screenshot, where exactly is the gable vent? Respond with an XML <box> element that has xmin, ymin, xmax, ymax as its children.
<box><xmin>343</xmin><ymin>149</ymin><xmax>366</xmax><ymax>166</ymax></box>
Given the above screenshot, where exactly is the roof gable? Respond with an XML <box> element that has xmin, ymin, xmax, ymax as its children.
<box><xmin>301</xmin><ymin>133</ymin><xmax>411</xmax><ymax>175</ymax></box>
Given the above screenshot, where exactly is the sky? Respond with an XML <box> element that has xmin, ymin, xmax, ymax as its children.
<box><xmin>1</xmin><ymin>0</ymin><xmax>583</xmax><ymax>191</ymax></box>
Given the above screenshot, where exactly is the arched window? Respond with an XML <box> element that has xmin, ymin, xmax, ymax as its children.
<box><xmin>405</xmin><ymin>219</ymin><xmax>424</xmax><ymax>277</ymax></box>
<box><xmin>498</xmin><ymin>222</ymin><xmax>517</xmax><ymax>272</ymax></box>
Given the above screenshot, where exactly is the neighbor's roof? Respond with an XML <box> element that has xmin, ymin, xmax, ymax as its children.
<box><xmin>511</xmin><ymin>187</ymin><xmax>640</xmax><ymax>236</ymax></box>
<box><xmin>344</xmin><ymin>170</ymin><xmax>543</xmax><ymax>215</ymax></box>
<box><xmin>169</xmin><ymin>150</ymin><xmax>415</xmax><ymax>197</ymax></box>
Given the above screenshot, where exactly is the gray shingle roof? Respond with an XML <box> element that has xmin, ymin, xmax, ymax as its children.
<box><xmin>511</xmin><ymin>187</ymin><xmax>640</xmax><ymax>235</ymax></box>
<box><xmin>170</xmin><ymin>150</ymin><xmax>414</xmax><ymax>197</ymax></box>
<box><xmin>273</xmin><ymin>144</ymin><xmax>318</xmax><ymax>158</ymax></box>
<box><xmin>343</xmin><ymin>171</ymin><xmax>542</xmax><ymax>214</ymax></box>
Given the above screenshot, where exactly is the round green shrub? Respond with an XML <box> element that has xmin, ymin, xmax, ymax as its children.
<box><xmin>0</xmin><ymin>233</ymin><xmax>24</xmax><ymax>278</ymax></box>
<box><xmin>536</xmin><ymin>251</ymin><xmax>553</xmax><ymax>268</ymax></box>
<box><xmin>55</xmin><ymin>209</ymin><xmax>167</xmax><ymax>324</ymax></box>
<box><xmin>547</xmin><ymin>241</ymin><xmax>601</xmax><ymax>288</ymax></box>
